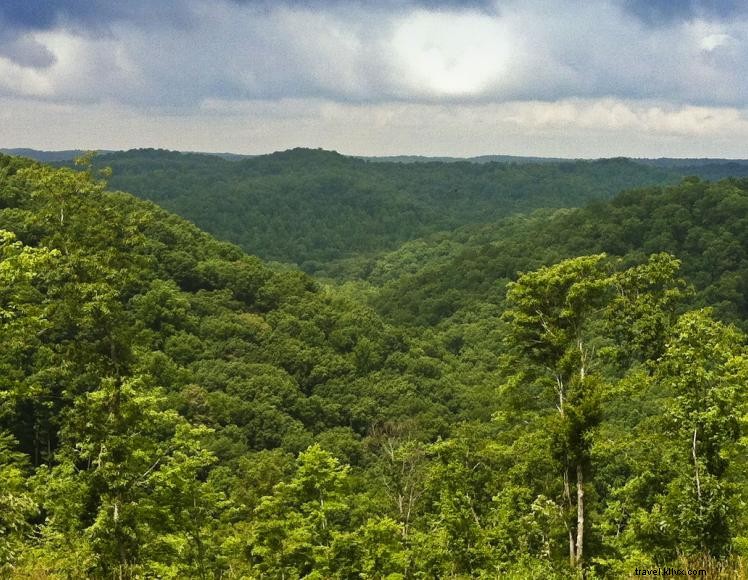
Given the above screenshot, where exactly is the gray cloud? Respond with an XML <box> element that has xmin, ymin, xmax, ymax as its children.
<box><xmin>0</xmin><ymin>0</ymin><xmax>745</xmax><ymax>108</ymax></box>
<box><xmin>0</xmin><ymin>0</ymin><xmax>496</xmax><ymax>34</ymax></box>
<box><xmin>1</xmin><ymin>0</ymin><xmax>748</xmax><ymax>157</ymax></box>
<box><xmin>2</xmin><ymin>0</ymin><xmax>741</xmax><ymax>34</ymax></box>
<box><xmin>620</xmin><ymin>0</ymin><xmax>748</xmax><ymax>26</ymax></box>
<box><xmin>0</xmin><ymin>35</ymin><xmax>56</xmax><ymax>68</ymax></box>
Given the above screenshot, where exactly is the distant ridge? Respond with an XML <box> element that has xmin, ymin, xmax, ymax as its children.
<box><xmin>5</xmin><ymin>147</ymin><xmax>748</xmax><ymax>169</ymax></box>
<box><xmin>0</xmin><ymin>148</ymin><xmax>113</xmax><ymax>162</ymax></box>
<box><xmin>64</xmin><ymin>147</ymin><xmax>676</xmax><ymax>270</ymax></box>
<box><xmin>0</xmin><ymin>148</ymin><xmax>257</xmax><ymax>163</ymax></box>
<box><xmin>635</xmin><ymin>157</ymin><xmax>748</xmax><ymax>167</ymax></box>
<box><xmin>360</xmin><ymin>154</ymin><xmax>572</xmax><ymax>164</ymax></box>
<box><xmin>1</xmin><ymin>147</ymin><xmax>572</xmax><ymax>164</ymax></box>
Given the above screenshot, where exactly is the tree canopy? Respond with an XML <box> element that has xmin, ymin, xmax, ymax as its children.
<box><xmin>2</xmin><ymin>152</ymin><xmax>748</xmax><ymax>577</ymax></box>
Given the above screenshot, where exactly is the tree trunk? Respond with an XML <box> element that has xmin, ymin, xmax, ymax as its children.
<box><xmin>692</xmin><ymin>427</ymin><xmax>702</xmax><ymax>512</ymax></box>
<box><xmin>575</xmin><ymin>463</ymin><xmax>584</xmax><ymax>568</ymax></box>
<box><xmin>564</xmin><ymin>465</ymin><xmax>575</xmax><ymax>566</ymax></box>
<box><xmin>568</xmin><ymin>526</ymin><xmax>576</xmax><ymax>568</ymax></box>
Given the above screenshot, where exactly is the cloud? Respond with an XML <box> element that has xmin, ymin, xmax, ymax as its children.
<box><xmin>1</xmin><ymin>0</ymin><xmax>748</xmax><ymax>156</ymax></box>
<box><xmin>0</xmin><ymin>0</ymin><xmax>196</xmax><ymax>33</ymax></box>
<box><xmin>3</xmin><ymin>95</ymin><xmax>748</xmax><ymax>158</ymax></box>
<box><xmin>0</xmin><ymin>0</ymin><xmax>745</xmax><ymax>110</ymax></box>
<box><xmin>0</xmin><ymin>0</ymin><xmax>496</xmax><ymax>35</ymax></box>
<box><xmin>0</xmin><ymin>35</ymin><xmax>56</xmax><ymax>68</ymax></box>
<box><xmin>620</xmin><ymin>0</ymin><xmax>748</xmax><ymax>26</ymax></box>
<box><xmin>387</xmin><ymin>9</ymin><xmax>514</xmax><ymax>98</ymax></box>
<box><xmin>1</xmin><ymin>0</ymin><xmax>741</xmax><ymax>36</ymax></box>
<box><xmin>499</xmin><ymin>99</ymin><xmax>748</xmax><ymax>137</ymax></box>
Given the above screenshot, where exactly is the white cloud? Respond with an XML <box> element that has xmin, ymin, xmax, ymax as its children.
<box><xmin>2</xmin><ymin>0</ymin><xmax>748</xmax><ymax>155</ymax></box>
<box><xmin>501</xmin><ymin>98</ymin><xmax>748</xmax><ymax>137</ymax></box>
<box><xmin>3</xmin><ymin>96</ymin><xmax>748</xmax><ymax>158</ymax></box>
<box><xmin>0</xmin><ymin>56</ymin><xmax>54</xmax><ymax>96</ymax></box>
<box><xmin>700</xmin><ymin>33</ymin><xmax>734</xmax><ymax>52</ymax></box>
<box><xmin>387</xmin><ymin>9</ymin><xmax>514</xmax><ymax>97</ymax></box>
<box><xmin>1</xmin><ymin>0</ymin><xmax>747</xmax><ymax>108</ymax></box>
<box><xmin>0</xmin><ymin>29</ymin><xmax>142</xmax><ymax>101</ymax></box>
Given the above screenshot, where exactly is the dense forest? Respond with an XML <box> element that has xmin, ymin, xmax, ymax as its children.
<box><xmin>3</xmin><ymin>152</ymin><xmax>748</xmax><ymax>578</ymax></box>
<box><xmin>65</xmin><ymin>147</ymin><xmax>748</xmax><ymax>276</ymax></box>
<box><xmin>360</xmin><ymin>177</ymin><xmax>748</xmax><ymax>330</ymax></box>
<box><xmin>83</xmin><ymin>148</ymin><xmax>684</xmax><ymax>271</ymax></box>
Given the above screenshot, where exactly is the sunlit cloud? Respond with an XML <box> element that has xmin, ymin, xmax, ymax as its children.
<box><xmin>3</xmin><ymin>95</ymin><xmax>748</xmax><ymax>158</ymax></box>
<box><xmin>1</xmin><ymin>0</ymin><xmax>748</xmax><ymax>156</ymax></box>
<box><xmin>388</xmin><ymin>9</ymin><xmax>514</xmax><ymax>98</ymax></box>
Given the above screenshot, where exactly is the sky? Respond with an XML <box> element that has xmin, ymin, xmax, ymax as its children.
<box><xmin>2</xmin><ymin>0</ymin><xmax>748</xmax><ymax>158</ymax></box>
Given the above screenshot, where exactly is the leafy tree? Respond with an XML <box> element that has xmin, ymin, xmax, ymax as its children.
<box><xmin>655</xmin><ymin>310</ymin><xmax>748</xmax><ymax>556</ymax></box>
<box><xmin>0</xmin><ymin>432</ymin><xmax>36</xmax><ymax>575</ymax></box>
<box><xmin>503</xmin><ymin>254</ymin><xmax>612</xmax><ymax>568</ymax></box>
<box><xmin>245</xmin><ymin>444</ymin><xmax>351</xmax><ymax>577</ymax></box>
<box><xmin>31</xmin><ymin>375</ymin><xmax>220</xmax><ymax>577</ymax></box>
<box><xmin>502</xmin><ymin>253</ymin><xmax>686</xmax><ymax>570</ymax></box>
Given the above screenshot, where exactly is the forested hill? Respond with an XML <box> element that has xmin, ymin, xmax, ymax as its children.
<box><xmin>0</xmin><ymin>154</ymin><xmax>496</xmax><ymax>575</ymax></box>
<box><xmin>84</xmin><ymin>148</ymin><xmax>679</xmax><ymax>271</ymax></box>
<box><xmin>4</xmin><ymin>155</ymin><xmax>748</xmax><ymax>577</ymax></box>
<box><xmin>366</xmin><ymin>177</ymin><xmax>748</xmax><ymax>328</ymax></box>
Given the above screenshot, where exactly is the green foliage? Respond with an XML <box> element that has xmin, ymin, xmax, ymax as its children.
<box><xmin>0</xmin><ymin>154</ymin><xmax>474</xmax><ymax>576</ymax></box>
<box><xmin>243</xmin><ymin>444</ymin><xmax>351</xmax><ymax>577</ymax></box>
<box><xmin>504</xmin><ymin>255</ymin><xmax>614</xmax><ymax>568</ymax></box>
<box><xmin>367</xmin><ymin>178</ymin><xmax>748</xmax><ymax>329</ymax></box>
<box><xmin>654</xmin><ymin>311</ymin><xmax>748</xmax><ymax>556</ymax></box>
<box><xmin>80</xmin><ymin>148</ymin><xmax>676</xmax><ymax>271</ymax></box>
<box><xmin>0</xmin><ymin>432</ymin><xmax>35</xmax><ymax>575</ymax></box>
<box><xmin>3</xmin><ymin>152</ymin><xmax>748</xmax><ymax>577</ymax></box>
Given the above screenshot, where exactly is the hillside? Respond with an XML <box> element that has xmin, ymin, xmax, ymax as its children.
<box><xmin>7</xmin><ymin>0</ymin><xmax>748</xmax><ymax>571</ymax></box>
<box><xmin>358</xmin><ymin>177</ymin><xmax>748</xmax><ymax>329</ymax></box>
<box><xmin>83</xmin><ymin>148</ymin><xmax>680</xmax><ymax>271</ymax></box>
<box><xmin>0</xmin><ymin>148</ymin><xmax>107</xmax><ymax>162</ymax></box>
<box><xmin>0</xmin><ymin>154</ymin><xmax>501</xmax><ymax>575</ymax></box>
<box><xmin>3</xmin><ymin>155</ymin><xmax>748</xmax><ymax>577</ymax></box>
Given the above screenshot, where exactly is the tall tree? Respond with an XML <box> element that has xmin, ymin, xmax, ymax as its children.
<box><xmin>656</xmin><ymin>310</ymin><xmax>747</xmax><ymax>556</ymax></box>
<box><xmin>503</xmin><ymin>254</ymin><xmax>612</xmax><ymax>568</ymax></box>
<box><xmin>502</xmin><ymin>253</ymin><xmax>685</xmax><ymax>569</ymax></box>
